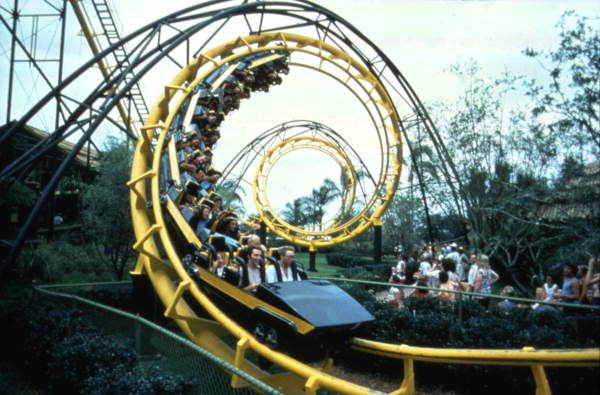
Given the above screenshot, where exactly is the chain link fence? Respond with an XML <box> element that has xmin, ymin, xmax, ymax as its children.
<box><xmin>35</xmin><ymin>282</ymin><xmax>282</xmax><ymax>395</ymax></box>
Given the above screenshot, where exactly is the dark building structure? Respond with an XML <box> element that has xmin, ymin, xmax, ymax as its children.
<box><xmin>0</xmin><ymin>122</ymin><xmax>99</xmax><ymax>240</ymax></box>
<box><xmin>538</xmin><ymin>160</ymin><xmax>600</xmax><ymax>222</ymax></box>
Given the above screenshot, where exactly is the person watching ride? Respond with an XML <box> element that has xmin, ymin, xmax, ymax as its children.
<box><xmin>560</xmin><ymin>264</ymin><xmax>580</xmax><ymax>308</ymax></box>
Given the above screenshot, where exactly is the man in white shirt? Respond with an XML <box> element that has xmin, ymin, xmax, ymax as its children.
<box><xmin>446</xmin><ymin>243</ymin><xmax>464</xmax><ymax>281</ymax></box>
<box><xmin>266</xmin><ymin>246</ymin><xmax>300</xmax><ymax>283</ymax></box>
<box><xmin>418</xmin><ymin>253</ymin><xmax>432</xmax><ymax>277</ymax></box>
<box><xmin>456</xmin><ymin>246</ymin><xmax>468</xmax><ymax>282</ymax></box>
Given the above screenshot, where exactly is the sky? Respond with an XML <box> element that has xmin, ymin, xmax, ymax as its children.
<box><xmin>1</xmin><ymin>0</ymin><xmax>599</xmax><ymax>216</ymax></box>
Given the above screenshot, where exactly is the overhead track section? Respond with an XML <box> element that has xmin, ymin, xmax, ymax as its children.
<box><xmin>253</xmin><ymin>135</ymin><xmax>361</xmax><ymax>245</ymax></box>
<box><xmin>219</xmin><ymin>120</ymin><xmax>376</xmax><ymax>206</ymax></box>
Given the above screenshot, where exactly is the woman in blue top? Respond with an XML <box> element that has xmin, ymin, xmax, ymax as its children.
<box><xmin>560</xmin><ymin>264</ymin><xmax>580</xmax><ymax>314</ymax></box>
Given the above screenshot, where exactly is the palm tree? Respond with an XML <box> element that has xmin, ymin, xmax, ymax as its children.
<box><xmin>306</xmin><ymin>178</ymin><xmax>341</xmax><ymax>231</ymax></box>
<box><xmin>216</xmin><ymin>179</ymin><xmax>245</xmax><ymax>213</ymax></box>
<box><xmin>281</xmin><ymin>197</ymin><xmax>308</xmax><ymax>226</ymax></box>
<box><xmin>406</xmin><ymin>140</ymin><xmax>438</xmax><ymax>243</ymax></box>
<box><xmin>338</xmin><ymin>165</ymin><xmax>371</xmax><ymax>222</ymax></box>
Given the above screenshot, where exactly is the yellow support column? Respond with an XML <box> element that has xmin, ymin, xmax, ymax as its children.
<box><xmin>231</xmin><ymin>337</ymin><xmax>251</xmax><ymax>388</ymax></box>
<box><xmin>392</xmin><ymin>358</ymin><xmax>415</xmax><ymax>395</ymax></box>
<box><xmin>305</xmin><ymin>375</ymin><xmax>320</xmax><ymax>395</ymax></box>
<box><xmin>531</xmin><ymin>364</ymin><xmax>551</xmax><ymax>395</ymax></box>
<box><xmin>320</xmin><ymin>357</ymin><xmax>334</xmax><ymax>374</ymax></box>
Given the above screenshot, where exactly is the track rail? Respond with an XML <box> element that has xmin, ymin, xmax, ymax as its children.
<box><xmin>351</xmin><ymin>338</ymin><xmax>599</xmax><ymax>395</ymax></box>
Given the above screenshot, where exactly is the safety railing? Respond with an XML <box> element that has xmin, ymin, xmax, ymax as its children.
<box><xmin>318</xmin><ymin>276</ymin><xmax>600</xmax><ymax>313</ymax></box>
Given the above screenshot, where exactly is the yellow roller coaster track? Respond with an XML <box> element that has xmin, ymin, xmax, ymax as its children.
<box><xmin>129</xmin><ymin>31</ymin><xmax>599</xmax><ymax>395</ymax></box>
<box><xmin>253</xmin><ymin>135</ymin><xmax>358</xmax><ymax>241</ymax></box>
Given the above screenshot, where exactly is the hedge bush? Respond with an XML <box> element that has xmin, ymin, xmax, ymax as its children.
<box><xmin>3</xmin><ymin>296</ymin><xmax>196</xmax><ymax>394</ymax></box>
<box><xmin>330</xmin><ymin>253</ymin><xmax>419</xmax><ymax>283</ymax></box>
<box><xmin>326</xmin><ymin>252</ymin><xmax>373</xmax><ymax>268</ymax></box>
<box><xmin>47</xmin><ymin>332</ymin><xmax>138</xmax><ymax>393</ymax></box>
<box><xmin>81</xmin><ymin>365</ymin><xmax>195</xmax><ymax>395</ymax></box>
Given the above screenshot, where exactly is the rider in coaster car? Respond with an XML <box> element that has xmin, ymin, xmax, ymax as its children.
<box><xmin>201</xmin><ymin>128</ymin><xmax>221</xmax><ymax>149</ymax></box>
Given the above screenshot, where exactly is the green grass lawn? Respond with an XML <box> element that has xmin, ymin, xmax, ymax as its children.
<box><xmin>295</xmin><ymin>252</ymin><xmax>340</xmax><ymax>278</ymax></box>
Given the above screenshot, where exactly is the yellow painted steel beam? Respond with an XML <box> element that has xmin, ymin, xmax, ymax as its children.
<box><xmin>210</xmin><ymin>63</ymin><xmax>239</xmax><ymax>92</ymax></box>
<box><xmin>351</xmin><ymin>338</ymin><xmax>600</xmax><ymax>366</ymax></box>
<box><xmin>152</xmin><ymin>31</ymin><xmax>402</xmax><ymax>250</ymax></box>
<box><xmin>181</xmin><ymin>90</ymin><xmax>201</xmax><ymax>132</ymax></box>
<box><xmin>127</xmin><ymin>31</ymin><xmax>391</xmax><ymax>394</ymax></box>
<box><xmin>351</xmin><ymin>338</ymin><xmax>599</xmax><ymax>395</ymax></box>
<box><xmin>167</xmin><ymin>139</ymin><xmax>180</xmax><ymax>187</ymax></box>
<box><xmin>531</xmin><ymin>364</ymin><xmax>551</xmax><ymax>395</ymax></box>
<box><xmin>164</xmin><ymin>196</ymin><xmax>316</xmax><ymax>335</ymax></box>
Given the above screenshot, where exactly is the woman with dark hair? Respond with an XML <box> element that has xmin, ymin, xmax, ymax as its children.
<box><xmin>438</xmin><ymin>271</ymin><xmax>455</xmax><ymax>302</ymax></box>
<box><xmin>441</xmin><ymin>257</ymin><xmax>459</xmax><ymax>287</ymax></box>
<box><xmin>194</xmin><ymin>204</ymin><xmax>212</xmax><ymax>242</ymax></box>
<box><xmin>221</xmin><ymin>216</ymin><xmax>240</xmax><ymax>240</ymax></box>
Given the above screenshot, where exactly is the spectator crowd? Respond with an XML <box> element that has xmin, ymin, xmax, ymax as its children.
<box><xmin>385</xmin><ymin>243</ymin><xmax>600</xmax><ymax>314</ymax></box>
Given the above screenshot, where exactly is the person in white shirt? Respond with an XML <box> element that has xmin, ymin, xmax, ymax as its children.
<box><xmin>418</xmin><ymin>253</ymin><xmax>432</xmax><ymax>277</ymax></box>
<box><xmin>467</xmin><ymin>253</ymin><xmax>479</xmax><ymax>293</ymax></box>
<box><xmin>425</xmin><ymin>258</ymin><xmax>442</xmax><ymax>296</ymax></box>
<box><xmin>210</xmin><ymin>251</ymin><xmax>226</xmax><ymax>277</ymax></box>
<box><xmin>446</xmin><ymin>243</ymin><xmax>463</xmax><ymax>280</ymax></box>
<box><xmin>266</xmin><ymin>246</ymin><xmax>301</xmax><ymax>283</ymax></box>
<box><xmin>388</xmin><ymin>253</ymin><xmax>407</xmax><ymax>284</ymax></box>
<box><xmin>542</xmin><ymin>275</ymin><xmax>558</xmax><ymax>302</ymax></box>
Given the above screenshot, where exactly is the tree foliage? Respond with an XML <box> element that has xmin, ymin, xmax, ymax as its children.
<box><xmin>281</xmin><ymin>197</ymin><xmax>308</xmax><ymax>226</ymax></box>
<box><xmin>524</xmin><ymin>11</ymin><xmax>600</xmax><ymax>157</ymax></box>
<box><xmin>0</xmin><ymin>176</ymin><xmax>36</xmax><ymax>208</ymax></box>
<box><xmin>383</xmin><ymin>11</ymin><xmax>599</xmax><ymax>294</ymax></box>
<box><xmin>280</xmin><ymin>12</ymin><xmax>599</xmax><ymax>295</ymax></box>
<box><xmin>80</xmin><ymin>138</ymin><xmax>134</xmax><ymax>280</ymax></box>
<box><xmin>215</xmin><ymin>179</ymin><xmax>246</xmax><ymax>213</ymax></box>
<box><xmin>280</xmin><ymin>177</ymin><xmax>341</xmax><ymax>231</ymax></box>
<box><xmin>382</xmin><ymin>191</ymin><xmax>425</xmax><ymax>256</ymax></box>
